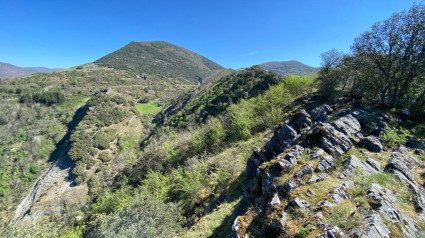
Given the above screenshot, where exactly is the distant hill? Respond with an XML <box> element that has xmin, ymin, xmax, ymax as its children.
<box><xmin>259</xmin><ymin>60</ymin><xmax>319</xmax><ymax>75</ymax></box>
<box><xmin>0</xmin><ymin>62</ymin><xmax>61</xmax><ymax>79</ymax></box>
<box><xmin>95</xmin><ymin>41</ymin><xmax>224</xmax><ymax>83</ymax></box>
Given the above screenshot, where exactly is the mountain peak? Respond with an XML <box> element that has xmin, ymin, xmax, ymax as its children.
<box><xmin>259</xmin><ymin>60</ymin><xmax>319</xmax><ymax>75</ymax></box>
<box><xmin>95</xmin><ymin>41</ymin><xmax>224</xmax><ymax>82</ymax></box>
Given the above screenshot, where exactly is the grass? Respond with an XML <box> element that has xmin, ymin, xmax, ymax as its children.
<box><xmin>120</xmin><ymin>77</ymin><xmax>132</xmax><ymax>81</ymax></box>
<box><xmin>135</xmin><ymin>103</ymin><xmax>161</xmax><ymax>115</ymax></box>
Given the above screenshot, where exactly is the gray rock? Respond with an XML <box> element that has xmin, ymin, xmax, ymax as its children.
<box><xmin>316</xmin><ymin>225</ymin><xmax>347</xmax><ymax>238</ymax></box>
<box><xmin>308</xmin><ymin>173</ymin><xmax>328</xmax><ymax>184</ymax></box>
<box><xmin>270</xmin><ymin>194</ymin><xmax>281</xmax><ymax>207</ymax></box>
<box><xmin>261</xmin><ymin>172</ymin><xmax>276</xmax><ymax>196</ymax></box>
<box><xmin>414</xmin><ymin>149</ymin><xmax>425</xmax><ymax>155</ymax></box>
<box><xmin>292</xmin><ymin>145</ymin><xmax>305</xmax><ymax>153</ymax></box>
<box><xmin>330</xmin><ymin>184</ymin><xmax>350</xmax><ymax>204</ymax></box>
<box><xmin>332</xmin><ymin>114</ymin><xmax>361</xmax><ymax>137</ymax></box>
<box><xmin>306</xmin><ymin>188</ymin><xmax>316</xmax><ymax>197</ymax></box>
<box><xmin>366</xmin><ymin>158</ymin><xmax>381</xmax><ymax>171</ymax></box>
<box><xmin>284</xmin><ymin>152</ymin><xmax>302</xmax><ymax>164</ymax></box>
<box><xmin>366</xmin><ymin>183</ymin><xmax>418</xmax><ymax>237</ymax></box>
<box><xmin>307</xmin><ymin>122</ymin><xmax>353</xmax><ymax>156</ymax></box>
<box><xmin>309</xmin><ymin>148</ymin><xmax>324</xmax><ymax>160</ymax></box>
<box><xmin>296</xmin><ymin>109</ymin><xmax>312</xmax><ymax>131</ymax></box>
<box><xmin>362</xmin><ymin>212</ymin><xmax>391</xmax><ymax>238</ymax></box>
<box><xmin>281</xmin><ymin>180</ymin><xmax>298</xmax><ymax>195</ymax></box>
<box><xmin>295</xmin><ymin>164</ymin><xmax>314</xmax><ymax>178</ymax></box>
<box><xmin>315</xmin><ymin>156</ymin><xmax>336</xmax><ymax>173</ymax></box>
<box><xmin>360</xmin><ymin>136</ymin><xmax>384</xmax><ymax>152</ymax></box>
<box><xmin>272</xmin><ymin>211</ymin><xmax>287</xmax><ymax>230</ymax></box>
<box><xmin>398</xmin><ymin>145</ymin><xmax>410</xmax><ymax>153</ymax></box>
<box><xmin>310</xmin><ymin>105</ymin><xmax>332</xmax><ymax>122</ymax></box>
<box><xmin>290</xmin><ymin>198</ymin><xmax>310</xmax><ymax>209</ymax></box>
<box><xmin>384</xmin><ymin>158</ymin><xmax>415</xmax><ymax>181</ymax></box>
<box><xmin>246</xmin><ymin>156</ymin><xmax>261</xmax><ymax>179</ymax></box>
<box><xmin>340</xmin><ymin>155</ymin><xmax>379</xmax><ymax>178</ymax></box>
<box><xmin>276</xmin><ymin>124</ymin><xmax>297</xmax><ymax>147</ymax></box>
<box><xmin>275</xmin><ymin>159</ymin><xmax>293</xmax><ymax>173</ymax></box>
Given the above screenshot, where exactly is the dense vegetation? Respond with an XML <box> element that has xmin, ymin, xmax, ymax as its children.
<box><xmin>316</xmin><ymin>3</ymin><xmax>425</xmax><ymax>117</ymax></box>
<box><xmin>259</xmin><ymin>60</ymin><xmax>319</xmax><ymax>76</ymax></box>
<box><xmin>95</xmin><ymin>41</ymin><xmax>224</xmax><ymax>83</ymax></box>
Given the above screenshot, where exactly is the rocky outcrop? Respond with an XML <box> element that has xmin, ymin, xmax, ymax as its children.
<box><xmin>310</xmin><ymin>105</ymin><xmax>332</xmax><ymax>122</ymax></box>
<box><xmin>339</xmin><ymin>155</ymin><xmax>380</xmax><ymax>178</ymax></box>
<box><xmin>360</xmin><ymin>136</ymin><xmax>384</xmax><ymax>152</ymax></box>
<box><xmin>332</xmin><ymin>114</ymin><xmax>361</xmax><ymax>137</ymax></box>
<box><xmin>305</xmin><ymin>122</ymin><xmax>353</xmax><ymax>156</ymax></box>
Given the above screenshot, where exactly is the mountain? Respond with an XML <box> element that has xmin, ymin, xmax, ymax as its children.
<box><xmin>95</xmin><ymin>41</ymin><xmax>224</xmax><ymax>83</ymax></box>
<box><xmin>0</xmin><ymin>62</ymin><xmax>61</xmax><ymax>79</ymax></box>
<box><xmin>259</xmin><ymin>60</ymin><xmax>319</xmax><ymax>75</ymax></box>
<box><xmin>24</xmin><ymin>67</ymin><xmax>62</xmax><ymax>73</ymax></box>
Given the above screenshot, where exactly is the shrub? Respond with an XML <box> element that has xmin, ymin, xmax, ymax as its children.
<box><xmin>94</xmin><ymin>132</ymin><xmax>112</xmax><ymax>150</ymax></box>
<box><xmin>380</xmin><ymin>124</ymin><xmax>410</xmax><ymax>147</ymax></box>
<box><xmin>294</xmin><ymin>228</ymin><xmax>311</xmax><ymax>238</ymax></box>
<box><xmin>85</xmin><ymin>189</ymin><xmax>185</xmax><ymax>238</ymax></box>
<box><xmin>98</xmin><ymin>151</ymin><xmax>112</xmax><ymax>162</ymax></box>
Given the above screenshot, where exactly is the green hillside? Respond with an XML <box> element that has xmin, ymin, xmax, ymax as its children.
<box><xmin>95</xmin><ymin>41</ymin><xmax>224</xmax><ymax>83</ymax></box>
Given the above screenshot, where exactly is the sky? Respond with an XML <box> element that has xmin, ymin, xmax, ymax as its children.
<box><xmin>0</xmin><ymin>0</ymin><xmax>418</xmax><ymax>69</ymax></box>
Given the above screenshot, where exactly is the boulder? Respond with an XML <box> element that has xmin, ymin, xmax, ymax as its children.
<box><xmin>332</xmin><ymin>114</ymin><xmax>361</xmax><ymax>137</ymax></box>
<box><xmin>330</xmin><ymin>181</ymin><xmax>353</xmax><ymax>204</ymax></box>
<box><xmin>274</xmin><ymin>158</ymin><xmax>293</xmax><ymax>173</ymax></box>
<box><xmin>270</xmin><ymin>194</ymin><xmax>281</xmax><ymax>207</ymax></box>
<box><xmin>309</xmin><ymin>148</ymin><xmax>324</xmax><ymax>160</ymax></box>
<box><xmin>281</xmin><ymin>180</ymin><xmax>298</xmax><ymax>195</ymax></box>
<box><xmin>284</xmin><ymin>152</ymin><xmax>302</xmax><ymax>165</ymax></box>
<box><xmin>315</xmin><ymin>225</ymin><xmax>347</xmax><ymax>238</ymax></box>
<box><xmin>295</xmin><ymin>164</ymin><xmax>314</xmax><ymax>179</ymax></box>
<box><xmin>360</xmin><ymin>136</ymin><xmax>384</xmax><ymax>152</ymax></box>
<box><xmin>306</xmin><ymin>122</ymin><xmax>352</xmax><ymax>157</ymax></box>
<box><xmin>315</xmin><ymin>156</ymin><xmax>336</xmax><ymax>173</ymax></box>
<box><xmin>340</xmin><ymin>155</ymin><xmax>379</xmax><ymax>178</ymax></box>
<box><xmin>307</xmin><ymin>173</ymin><xmax>328</xmax><ymax>184</ymax></box>
<box><xmin>275</xmin><ymin>124</ymin><xmax>297</xmax><ymax>147</ymax></box>
<box><xmin>295</xmin><ymin>109</ymin><xmax>312</xmax><ymax>131</ymax></box>
<box><xmin>414</xmin><ymin>149</ymin><xmax>425</xmax><ymax>155</ymax></box>
<box><xmin>289</xmin><ymin>198</ymin><xmax>310</xmax><ymax>209</ymax></box>
<box><xmin>361</xmin><ymin>212</ymin><xmax>391</xmax><ymax>238</ymax></box>
<box><xmin>366</xmin><ymin>157</ymin><xmax>381</xmax><ymax>171</ymax></box>
<box><xmin>310</xmin><ymin>105</ymin><xmax>332</xmax><ymax>122</ymax></box>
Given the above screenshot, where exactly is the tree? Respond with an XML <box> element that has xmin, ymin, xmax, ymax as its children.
<box><xmin>317</xmin><ymin>49</ymin><xmax>346</xmax><ymax>98</ymax></box>
<box><xmin>351</xmin><ymin>3</ymin><xmax>425</xmax><ymax>108</ymax></box>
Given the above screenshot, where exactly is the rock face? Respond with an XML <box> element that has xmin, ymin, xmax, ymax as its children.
<box><xmin>235</xmin><ymin>103</ymin><xmax>425</xmax><ymax>238</ymax></box>
<box><xmin>340</xmin><ymin>155</ymin><xmax>380</xmax><ymax>178</ymax></box>
<box><xmin>332</xmin><ymin>114</ymin><xmax>361</xmax><ymax>137</ymax></box>
<box><xmin>360</xmin><ymin>136</ymin><xmax>384</xmax><ymax>152</ymax></box>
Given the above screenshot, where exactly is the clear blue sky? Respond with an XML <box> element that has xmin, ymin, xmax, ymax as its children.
<box><xmin>0</xmin><ymin>0</ymin><xmax>417</xmax><ymax>69</ymax></box>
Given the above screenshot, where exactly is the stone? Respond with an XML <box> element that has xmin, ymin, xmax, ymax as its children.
<box><xmin>281</xmin><ymin>180</ymin><xmax>298</xmax><ymax>195</ymax></box>
<box><xmin>330</xmin><ymin>184</ymin><xmax>350</xmax><ymax>204</ymax></box>
<box><xmin>289</xmin><ymin>198</ymin><xmax>310</xmax><ymax>209</ymax></box>
<box><xmin>398</xmin><ymin>145</ymin><xmax>410</xmax><ymax>153</ymax></box>
<box><xmin>275</xmin><ymin>159</ymin><xmax>293</xmax><ymax>173</ymax></box>
<box><xmin>295</xmin><ymin>164</ymin><xmax>314</xmax><ymax>179</ymax></box>
<box><xmin>270</xmin><ymin>194</ymin><xmax>281</xmax><ymax>207</ymax></box>
<box><xmin>384</xmin><ymin>158</ymin><xmax>415</xmax><ymax>181</ymax></box>
<box><xmin>310</xmin><ymin>105</ymin><xmax>332</xmax><ymax>122</ymax></box>
<box><xmin>307</xmin><ymin>173</ymin><xmax>328</xmax><ymax>184</ymax></box>
<box><xmin>414</xmin><ymin>149</ymin><xmax>425</xmax><ymax>155</ymax></box>
<box><xmin>232</xmin><ymin>216</ymin><xmax>248</xmax><ymax>238</ymax></box>
<box><xmin>306</xmin><ymin>189</ymin><xmax>316</xmax><ymax>197</ymax></box>
<box><xmin>292</xmin><ymin>145</ymin><xmax>305</xmax><ymax>153</ymax></box>
<box><xmin>361</xmin><ymin>212</ymin><xmax>391</xmax><ymax>238</ymax></box>
<box><xmin>316</xmin><ymin>225</ymin><xmax>347</xmax><ymax>238</ymax></box>
<box><xmin>275</xmin><ymin>124</ymin><xmax>297</xmax><ymax>147</ymax></box>
<box><xmin>309</xmin><ymin>148</ymin><xmax>324</xmax><ymax>160</ymax></box>
<box><xmin>315</xmin><ymin>156</ymin><xmax>336</xmax><ymax>173</ymax></box>
<box><xmin>366</xmin><ymin>158</ymin><xmax>381</xmax><ymax>171</ymax></box>
<box><xmin>295</xmin><ymin>109</ymin><xmax>312</xmax><ymax>131</ymax></box>
<box><xmin>246</xmin><ymin>156</ymin><xmax>260</xmax><ymax>179</ymax></box>
<box><xmin>306</xmin><ymin>122</ymin><xmax>353</xmax><ymax>157</ymax></box>
<box><xmin>332</xmin><ymin>114</ymin><xmax>361</xmax><ymax>137</ymax></box>
<box><xmin>359</xmin><ymin>136</ymin><xmax>384</xmax><ymax>152</ymax></box>
<box><xmin>284</xmin><ymin>152</ymin><xmax>302</xmax><ymax>165</ymax></box>
<box><xmin>340</xmin><ymin>155</ymin><xmax>379</xmax><ymax>179</ymax></box>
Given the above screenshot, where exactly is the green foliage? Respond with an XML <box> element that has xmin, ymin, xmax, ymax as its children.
<box><xmin>325</xmin><ymin>201</ymin><xmax>362</xmax><ymax>231</ymax></box>
<box><xmin>135</xmin><ymin>103</ymin><xmax>161</xmax><ymax>115</ymax></box>
<box><xmin>19</xmin><ymin>88</ymin><xmax>65</xmax><ymax>105</ymax></box>
<box><xmin>294</xmin><ymin>228</ymin><xmax>311</xmax><ymax>238</ymax></box>
<box><xmin>93</xmin><ymin>131</ymin><xmax>115</xmax><ymax>150</ymax></box>
<box><xmin>95</xmin><ymin>41</ymin><xmax>223</xmax><ymax>82</ymax></box>
<box><xmin>379</xmin><ymin>124</ymin><xmax>410</xmax><ymax>147</ymax></box>
<box><xmin>98</xmin><ymin>151</ymin><xmax>112</xmax><ymax>162</ymax></box>
<box><xmin>85</xmin><ymin>189</ymin><xmax>185</xmax><ymax>238</ymax></box>
<box><xmin>72</xmin><ymin>162</ymin><xmax>88</xmax><ymax>184</ymax></box>
<box><xmin>91</xmin><ymin>188</ymin><xmax>133</xmax><ymax>215</ymax></box>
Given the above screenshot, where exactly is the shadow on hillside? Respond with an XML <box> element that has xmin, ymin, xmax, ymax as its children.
<box><xmin>47</xmin><ymin>106</ymin><xmax>89</xmax><ymax>184</ymax></box>
<box><xmin>203</xmin><ymin>172</ymin><xmax>250</xmax><ymax>238</ymax></box>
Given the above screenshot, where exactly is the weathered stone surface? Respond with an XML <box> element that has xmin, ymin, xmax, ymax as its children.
<box><xmin>232</xmin><ymin>216</ymin><xmax>248</xmax><ymax>238</ymax></box>
<box><xmin>246</xmin><ymin>156</ymin><xmax>261</xmax><ymax>179</ymax></box>
<box><xmin>360</xmin><ymin>136</ymin><xmax>384</xmax><ymax>152</ymax></box>
<box><xmin>332</xmin><ymin>114</ymin><xmax>361</xmax><ymax>137</ymax></box>
<box><xmin>310</xmin><ymin>105</ymin><xmax>332</xmax><ymax>122</ymax></box>
<box><xmin>292</xmin><ymin>145</ymin><xmax>305</xmax><ymax>153</ymax></box>
<box><xmin>315</xmin><ymin>225</ymin><xmax>347</xmax><ymax>238</ymax></box>
<box><xmin>290</xmin><ymin>198</ymin><xmax>310</xmax><ymax>209</ymax></box>
<box><xmin>261</xmin><ymin>172</ymin><xmax>276</xmax><ymax>196</ymax></box>
<box><xmin>414</xmin><ymin>148</ymin><xmax>425</xmax><ymax>155</ymax></box>
<box><xmin>307</xmin><ymin>173</ymin><xmax>328</xmax><ymax>184</ymax></box>
<box><xmin>309</xmin><ymin>148</ymin><xmax>324</xmax><ymax>160</ymax></box>
<box><xmin>306</xmin><ymin>188</ymin><xmax>316</xmax><ymax>197</ymax></box>
<box><xmin>307</xmin><ymin>122</ymin><xmax>352</xmax><ymax>156</ymax></box>
<box><xmin>340</xmin><ymin>155</ymin><xmax>379</xmax><ymax>178</ymax></box>
<box><xmin>366</xmin><ymin>157</ymin><xmax>381</xmax><ymax>171</ymax></box>
<box><xmin>361</xmin><ymin>212</ymin><xmax>391</xmax><ymax>238</ymax></box>
<box><xmin>270</xmin><ymin>194</ymin><xmax>281</xmax><ymax>207</ymax></box>
<box><xmin>330</xmin><ymin>181</ymin><xmax>353</xmax><ymax>204</ymax></box>
<box><xmin>384</xmin><ymin>158</ymin><xmax>415</xmax><ymax>181</ymax></box>
<box><xmin>275</xmin><ymin>159</ymin><xmax>293</xmax><ymax>173</ymax></box>
<box><xmin>315</xmin><ymin>156</ymin><xmax>336</xmax><ymax>173</ymax></box>
<box><xmin>295</xmin><ymin>164</ymin><xmax>314</xmax><ymax>179</ymax></box>
<box><xmin>276</xmin><ymin>124</ymin><xmax>297</xmax><ymax>147</ymax></box>
<box><xmin>296</xmin><ymin>109</ymin><xmax>312</xmax><ymax>131</ymax></box>
<box><xmin>366</xmin><ymin>183</ymin><xmax>418</xmax><ymax>237</ymax></box>
<box><xmin>281</xmin><ymin>180</ymin><xmax>298</xmax><ymax>195</ymax></box>
<box><xmin>284</xmin><ymin>152</ymin><xmax>303</xmax><ymax>165</ymax></box>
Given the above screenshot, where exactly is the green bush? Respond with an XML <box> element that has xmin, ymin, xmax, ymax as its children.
<box><xmin>72</xmin><ymin>162</ymin><xmax>88</xmax><ymax>184</ymax></box>
<box><xmin>98</xmin><ymin>151</ymin><xmax>112</xmax><ymax>162</ymax></box>
<box><xmin>380</xmin><ymin>124</ymin><xmax>410</xmax><ymax>147</ymax></box>
<box><xmin>294</xmin><ymin>228</ymin><xmax>311</xmax><ymax>238</ymax></box>
<box><xmin>93</xmin><ymin>132</ymin><xmax>112</xmax><ymax>150</ymax></box>
<box><xmin>85</xmin><ymin>189</ymin><xmax>185</xmax><ymax>238</ymax></box>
